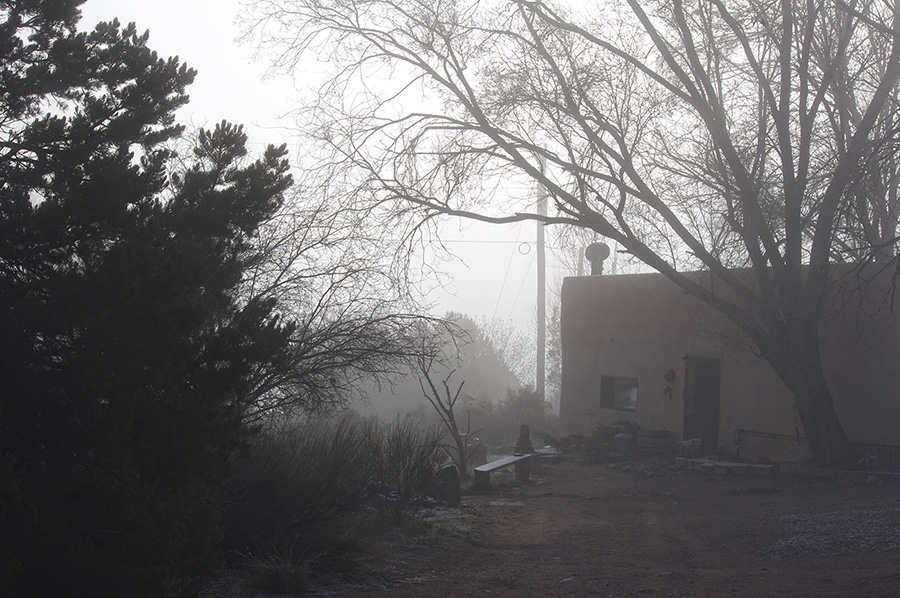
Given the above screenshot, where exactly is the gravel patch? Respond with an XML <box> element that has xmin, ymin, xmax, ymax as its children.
<box><xmin>199</xmin><ymin>568</ymin><xmax>433</xmax><ymax>598</ymax></box>
<box><xmin>765</xmin><ymin>508</ymin><xmax>900</xmax><ymax>559</ymax></box>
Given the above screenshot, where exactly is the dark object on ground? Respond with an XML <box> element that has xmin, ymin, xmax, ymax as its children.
<box><xmin>431</xmin><ymin>464</ymin><xmax>462</xmax><ymax>507</ymax></box>
<box><xmin>514</xmin><ymin>425</ymin><xmax>534</xmax><ymax>454</ymax></box>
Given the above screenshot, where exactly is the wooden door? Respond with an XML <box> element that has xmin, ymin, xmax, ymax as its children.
<box><xmin>682</xmin><ymin>356</ymin><xmax>721</xmax><ymax>453</ymax></box>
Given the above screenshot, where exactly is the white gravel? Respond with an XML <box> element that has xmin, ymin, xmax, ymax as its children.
<box><xmin>765</xmin><ymin>508</ymin><xmax>900</xmax><ymax>558</ymax></box>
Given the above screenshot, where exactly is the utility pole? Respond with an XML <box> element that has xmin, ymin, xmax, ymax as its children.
<box><xmin>536</xmin><ymin>177</ymin><xmax>547</xmax><ymax>398</ymax></box>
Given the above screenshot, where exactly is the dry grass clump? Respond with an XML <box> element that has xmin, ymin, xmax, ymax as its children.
<box><xmin>218</xmin><ymin>417</ymin><xmax>447</xmax><ymax>593</ymax></box>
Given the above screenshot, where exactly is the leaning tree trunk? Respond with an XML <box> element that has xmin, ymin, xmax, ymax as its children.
<box><xmin>781</xmin><ymin>316</ymin><xmax>855</xmax><ymax>468</ymax></box>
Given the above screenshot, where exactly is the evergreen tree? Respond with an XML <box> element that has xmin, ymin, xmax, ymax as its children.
<box><xmin>0</xmin><ymin>2</ymin><xmax>293</xmax><ymax>595</ymax></box>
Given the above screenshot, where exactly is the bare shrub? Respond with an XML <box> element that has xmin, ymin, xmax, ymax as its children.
<box><xmin>361</xmin><ymin>419</ymin><xmax>447</xmax><ymax>524</ymax></box>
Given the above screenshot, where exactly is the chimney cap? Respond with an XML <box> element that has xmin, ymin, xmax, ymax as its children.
<box><xmin>585</xmin><ymin>242</ymin><xmax>610</xmax><ymax>263</ymax></box>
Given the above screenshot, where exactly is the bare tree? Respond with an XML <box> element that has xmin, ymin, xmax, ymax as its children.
<box><xmin>238</xmin><ymin>183</ymin><xmax>458</xmax><ymax>421</ymax></box>
<box><xmin>476</xmin><ymin>315</ymin><xmax>532</xmax><ymax>389</ymax></box>
<box><xmin>413</xmin><ymin>313</ymin><xmax>529</xmax><ymax>477</ymax></box>
<box><xmin>245</xmin><ymin>0</ymin><xmax>900</xmax><ymax>466</ymax></box>
<box><xmin>159</xmin><ymin>127</ymin><xmax>454</xmax><ymax>420</ymax></box>
<box><xmin>418</xmin><ymin>360</ymin><xmax>480</xmax><ymax>479</ymax></box>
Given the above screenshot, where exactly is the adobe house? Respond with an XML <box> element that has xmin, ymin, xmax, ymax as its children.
<box><xmin>558</xmin><ymin>266</ymin><xmax>900</xmax><ymax>464</ymax></box>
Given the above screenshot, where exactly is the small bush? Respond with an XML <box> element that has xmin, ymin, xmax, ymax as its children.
<box><xmin>219</xmin><ymin>416</ymin><xmax>448</xmax><ymax>590</ymax></box>
<box><xmin>361</xmin><ymin>419</ymin><xmax>447</xmax><ymax>524</ymax></box>
<box><xmin>220</xmin><ymin>418</ymin><xmax>372</xmax><ymax>565</ymax></box>
<box><xmin>243</xmin><ymin>547</ymin><xmax>309</xmax><ymax>594</ymax></box>
<box><xmin>469</xmin><ymin>387</ymin><xmax>558</xmax><ymax>448</ymax></box>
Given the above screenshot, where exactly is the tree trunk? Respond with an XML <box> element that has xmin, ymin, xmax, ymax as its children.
<box><xmin>776</xmin><ymin>316</ymin><xmax>855</xmax><ymax>468</ymax></box>
<box><xmin>454</xmin><ymin>433</ymin><xmax>470</xmax><ymax>481</ymax></box>
<box><xmin>793</xmin><ymin>374</ymin><xmax>854</xmax><ymax>468</ymax></box>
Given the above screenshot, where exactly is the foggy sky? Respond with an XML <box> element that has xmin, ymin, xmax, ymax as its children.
<box><xmin>79</xmin><ymin>0</ymin><xmax>581</xmax><ymax>334</ymax></box>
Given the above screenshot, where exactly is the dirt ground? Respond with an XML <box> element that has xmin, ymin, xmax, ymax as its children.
<box><xmin>342</xmin><ymin>456</ymin><xmax>900</xmax><ymax>598</ymax></box>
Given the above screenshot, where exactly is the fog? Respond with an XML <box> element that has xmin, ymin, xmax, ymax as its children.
<box><xmin>80</xmin><ymin>0</ymin><xmax>584</xmax><ymax>338</ymax></box>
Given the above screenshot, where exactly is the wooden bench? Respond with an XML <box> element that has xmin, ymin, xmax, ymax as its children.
<box><xmin>473</xmin><ymin>454</ymin><xmax>532</xmax><ymax>490</ymax></box>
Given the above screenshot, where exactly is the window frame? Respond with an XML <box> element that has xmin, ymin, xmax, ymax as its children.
<box><xmin>600</xmin><ymin>375</ymin><xmax>638</xmax><ymax>412</ymax></box>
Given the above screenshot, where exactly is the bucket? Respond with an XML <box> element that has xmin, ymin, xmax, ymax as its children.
<box><xmin>637</xmin><ymin>430</ymin><xmax>673</xmax><ymax>455</ymax></box>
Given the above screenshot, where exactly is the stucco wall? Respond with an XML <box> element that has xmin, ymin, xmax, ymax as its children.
<box><xmin>559</xmin><ymin>268</ymin><xmax>900</xmax><ymax>458</ymax></box>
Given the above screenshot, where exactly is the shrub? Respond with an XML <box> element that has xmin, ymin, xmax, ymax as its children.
<box><xmin>361</xmin><ymin>419</ymin><xmax>447</xmax><ymax>524</ymax></box>
<box><xmin>471</xmin><ymin>387</ymin><xmax>558</xmax><ymax>448</ymax></box>
<box><xmin>243</xmin><ymin>547</ymin><xmax>310</xmax><ymax>594</ymax></box>
<box><xmin>220</xmin><ymin>418</ymin><xmax>371</xmax><ymax>564</ymax></box>
<box><xmin>219</xmin><ymin>417</ymin><xmax>447</xmax><ymax>591</ymax></box>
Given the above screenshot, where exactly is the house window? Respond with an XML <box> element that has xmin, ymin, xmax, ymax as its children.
<box><xmin>601</xmin><ymin>376</ymin><xmax>638</xmax><ymax>411</ymax></box>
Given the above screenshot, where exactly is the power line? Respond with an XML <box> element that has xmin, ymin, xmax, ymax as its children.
<box><xmin>439</xmin><ymin>239</ymin><xmax>534</xmax><ymax>245</ymax></box>
<box><xmin>508</xmin><ymin>250</ymin><xmax>536</xmax><ymax>323</ymax></box>
<box><xmin>490</xmin><ymin>225</ymin><xmax>524</xmax><ymax>322</ymax></box>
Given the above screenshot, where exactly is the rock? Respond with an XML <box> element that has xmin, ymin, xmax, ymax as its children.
<box><xmin>432</xmin><ymin>464</ymin><xmax>462</xmax><ymax>506</ymax></box>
